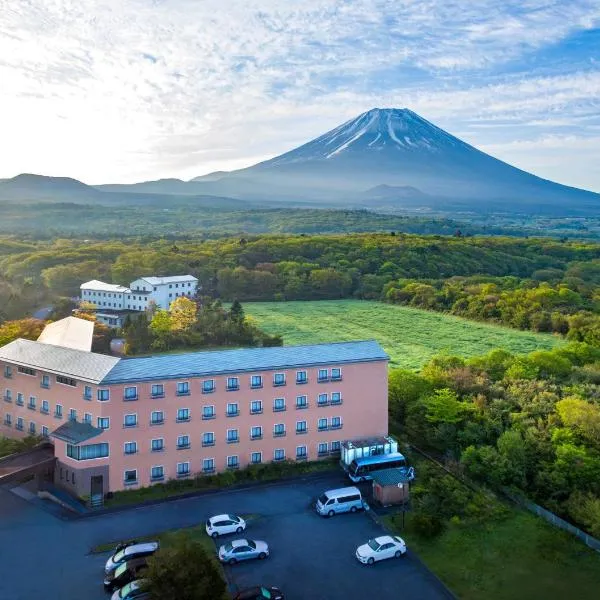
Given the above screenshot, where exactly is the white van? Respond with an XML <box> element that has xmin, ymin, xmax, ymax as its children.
<box><xmin>315</xmin><ymin>486</ymin><xmax>364</xmax><ymax>517</ymax></box>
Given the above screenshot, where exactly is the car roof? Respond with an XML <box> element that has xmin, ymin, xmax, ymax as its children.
<box><xmin>231</xmin><ymin>539</ymin><xmax>252</xmax><ymax>547</ymax></box>
<box><xmin>210</xmin><ymin>513</ymin><xmax>238</xmax><ymax>521</ymax></box>
<box><xmin>123</xmin><ymin>542</ymin><xmax>159</xmax><ymax>556</ymax></box>
<box><xmin>323</xmin><ymin>486</ymin><xmax>360</xmax><ymax>496</ymax></box>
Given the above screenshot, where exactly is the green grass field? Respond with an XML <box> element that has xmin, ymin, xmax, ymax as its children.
<box><xmin>245</xmin><ymin>300</ymin><xmax>564</xmax><ymax>369</ymax></box>
<box><xmin>386</xmin><ymin>509</ymin><xmax>600</xmax><ymax>600</ymax></box>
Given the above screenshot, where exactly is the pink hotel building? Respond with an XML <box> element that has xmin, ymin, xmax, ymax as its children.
<box><xmin>0</xmin><ymin>332</ymin><xmax>389</xmax><ymax>499</ymax></box>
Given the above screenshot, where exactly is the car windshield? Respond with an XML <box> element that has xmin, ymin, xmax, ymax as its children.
<box><xmin>318</xmin><ymin>494</ymin><xmax>329</xmax><ymax>505</ymax></box>
<box><xmin>247</xmin><ymin>540</ymin><xmax>257</xmax><ymax>550</ymax></box>
<box><xmin>115</xmin><ymin>563</ymin><xmax>128</xmax><ymax>577</ymax></box>
<box><xmin>223</xmin><ymin>542</ymin><xmax>233</xmax><ymax>552</ymax></box>
<box><xmin>113</xmin><ymin>549</ymin><xmax>126</xmax><ymax>563</ymax></box>
<box><xmin>260</xmin><ymin>587</ymin><xmax>272</xmax><ymax>599</ymax></box>
<box><xmin>367</xmin><ymin>539</ymin><xmax>380</xmax><ymax>551</ymax></box>
<box><xmin>119</xmin><ymin>582</ymin><xmax>134</xmax><ymax>598</ymax></box>
<box><xmin>228</xmin><ymin>514</ymin><xmax>240</xmax><ymax>522</ymax></box>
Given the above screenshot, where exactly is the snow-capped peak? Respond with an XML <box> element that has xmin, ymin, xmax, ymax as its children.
<box><xmin>265</xmin><ymin>108</ymin><xmax>468</xmax><ymax>166</ymax></box>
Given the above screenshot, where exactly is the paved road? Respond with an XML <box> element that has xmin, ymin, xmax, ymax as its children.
<box><xmin>0</xmin><ymin>474</ymin><xmax>452</xmax><ymax>600</ymax></box>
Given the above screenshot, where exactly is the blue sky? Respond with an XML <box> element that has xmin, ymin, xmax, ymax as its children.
<box><xmin>1</xmin><ymin>0</ymin><xmax>599</xmax><ymax>190</ymax></box>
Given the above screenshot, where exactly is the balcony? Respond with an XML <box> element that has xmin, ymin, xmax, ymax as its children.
<box><xmin>201</xmin><ymin>414</ymin><xmax>215</xmax><ymax>421</ymax></box>
<box><xmin>295</xmin><ymin>429</ymin><xmax>308</xmax><ymax>435</ymax></box>
<box><xmin>295</xmin><ymin>403</ymin><xmax>308</xmax><ymax>410</ymax></box>
<box><xmin>176</xmin><ymin>443</ymin><xmax>191</xmax><ymax>450</ymax></box>
<box><xmin>3</xmin><ymin>395</ymin><xmax>12</xmax><ymax>403</ymax></box>
<box><xmin>151</xmin><ymin>392</ymin><xmax>165</xmax><ymax>399</ymax></box>
<box><xmin>227</xmin><ymin>464</ymin><xmax>240</xmax><ymax>470</ymax></box>
<box><xmin>296</xmin><ymin>455</ymin><xmax>308</xmax><ymax>461</ymax></box>
<box><xmin>203</xmin><ymin>467</ymin><xmax>215</xmax><ymax>474</ymax></box>
<box><xmin>273</xmin><ymin>431</ymin><xmax>286</xmax><ymax>438</ymax></box>
<box><xmin>226</xmin><ymin>385</ymin><xmax>240</xmax><ymax>392</ymax></box>
<box><xmin>330</xmin><ymin>398</ymin><xmax>343</xmax><ymax>406</ymax></box>
<box><xmin>317</xmin><ymin>400</ymin><xmax>330</xmax><ymax>407</ymax></box>
<box><xmin>226</xmin><ymin>410</ymin><xmax>239</xmax><ymax>418</ymax></box>
<box><xmin>250</xmin><ymin>408</ymin><xmax>263</xmax><ymax>415</ymax></box>
<box><xmin>330</xmin><ymin>423</ymin><xmax>343</xmax><ymax>430</ymax></box>
<box><xmin>176</xmin><ymin>416</ymin><xmax>191</xmax><ymax>423</ymax></box>
<box><xmin>123</xmin><ymin>395</ymin><xmax>138</xmax><ymax>402</ymax></box>
<box><xmin>273</xmin><ymin>406</ymin><xmax>286</xmax><ymax>413</ymax></box>
<box><xmin>227</xmin><ymin>438</ymin><xmax>239</xmax><ymax>444</ymax></box>
<box><xmin>318</xmin><ymin>425</ymin><xmax>329</xmax><ymax>432</ymax></box>
<box><xmin>150</xmin><ymin>419</ymin><xmax>164</xmax><ymax>426</ymax></box>
<box><xmin>176</xmin><ymin>390</ymin><xmax>190</xmax><ymax>397</ymax></box>
<box><xmin>250</xmin><ymin>434</ymin><xmax>263</xmax><ymax>441</ymax></box>
<box><xmin>177</xmin><ymin>471</ymin><xmax>191</xmax><ymax>479</ymax></box>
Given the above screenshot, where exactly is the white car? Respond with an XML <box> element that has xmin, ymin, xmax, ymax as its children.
<box><xmin>205</xmin><ymin>514</ymin><xmax>246</xmax><ymax>538</ymax></box>
<box><xmin>355</xmin><ymin>535</ymin><xmax>407</xmax><ymax>565</ymax></box>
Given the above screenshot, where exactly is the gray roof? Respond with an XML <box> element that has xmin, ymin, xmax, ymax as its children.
<box><xmin>371</xmin><ymin>468</ymin><xmax>411</xmax><ymax>486</ymax></box>
<box><xmin>50</xmin><ymin>421</ymin><xmax>103</xmax><ymax>444</ymax></box>
<box><xmin>0</xmin><ymin>339</ymin><xmax>120</xmax><ymax>384</ymax></box>
<box><xmin>138</xmin><ymin>275</ymin><xmax>198</xmax><ymax>285</ymax></box>
<box><xmin>101</xmin><ymin>340</ymin><xmax>388</xmax><ymax>384</ymax></box>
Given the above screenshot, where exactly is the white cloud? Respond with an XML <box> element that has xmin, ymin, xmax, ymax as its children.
<box><xmin>0</xmin><ymin>0</ymin><xmax>598</xmax><ymax>189</ymax></box>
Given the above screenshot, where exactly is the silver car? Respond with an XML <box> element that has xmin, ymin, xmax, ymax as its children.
<box><xmin>218</xmin><ymin>538</ymin><xmax>269</xmax><ymax>564</ymax></box>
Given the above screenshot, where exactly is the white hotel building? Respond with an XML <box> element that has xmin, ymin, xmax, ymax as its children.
<box><xmin>80</xmin><ymin>275</ymin><xmax>199</xmax><ymax>327</ymax></box>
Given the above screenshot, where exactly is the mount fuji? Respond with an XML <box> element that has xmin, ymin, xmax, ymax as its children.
<box><xmin>189</xmin><ymin>108</ymin><xmax>599</xmax><ymax>213</ymax></box>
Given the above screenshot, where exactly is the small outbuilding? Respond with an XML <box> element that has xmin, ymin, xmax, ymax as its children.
<box><xmin>371</xmin><ymin>468</ymin><xmax>411</xmax><ymax>507</ymax></box>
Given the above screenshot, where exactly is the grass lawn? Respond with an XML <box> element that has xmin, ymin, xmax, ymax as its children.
<box><xmin>244</xmin><ymin>300</ymin><xmax>563</xmax><ymax>369</ymax></box>
<box><xmin>385</xmin><ymin>509</ymin><xmax>600</xmax><ymax>600</ymax></box>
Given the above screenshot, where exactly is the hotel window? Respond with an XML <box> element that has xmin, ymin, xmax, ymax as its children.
<box><xmin>28</xmin><ymin>396</ymin><xmax>36</xmax><ymax>410</ymax></box>
<box><xmin>318</xmin><ymin>418</ymin><xmax>328</xmax><ymax>431</ymax></box>
<box><xmin>177</xmin><ymin>462</ymin><xmax>190</xmax><ymax>477</ymax></box>
<box><xmin>250</xmin><ymin>426</ymin><xmax>262</xmax><ymax>440</ymax></box>
<box><xmin>4</xmin><ymin>365</ymin><xmax>12</xmax><ymax>378</ymax></box>
<box><xmin>41</xmin><ymin>426</ymin><xmax>48</xmax><ymax>437</ymax></box>
<box><xmin>273</xmin><ymin>423</ymin><xmax>285</xmax><ymax>437</ymax></box>
<box><xmin>251</xmin><ymin>452</ymin><xmax>262</xmax><ymax>465</ymax></box>
<box><xmin>226</xmin><ymin>377</ymin><xmax>239</xmax><ymax>391</ymax></box>
<box><xmin>83</xmin><ymin>386</ymin><xmax>92</xmax><ymax>401</ymax></box>
<box><xmin>318</xmin><ymin>442</ymin><xmax>329</xmax><ymax>456</ymax></box>
<box><xmin>227</xmin><ymin>455</ymin><xmax>239</xmax><ymax>469</ymax></box>
<box><xmin>227</xmin><ymin>429</ymin><xmax>239</xmax><ymax>443</ymax></box>
<box><xmin>16</xmin><ymin>393</ymin><xmax>24</xmax><ymax>406</ymax></box>
<box><xmin>41</xmin><ymin>375</ymin><xmax>50</xmax><ymax>389</ymax></box>
<box><xmin>16</xmin><ymin>417</ymin><xmax>24</xmax><ymax>430</ymax></box>
<box><xmin>41</xmin><ymin>400</ymin><xmax>49</xmax><ymax>414</ymax></box>
<box><xmin>202</xmin><ymin>432</ymin><xmax>215</xmax><ymax>447</ymax></box>
<box><xmin>331</xmin><ymin>368</ymin><xmax>342</xmax><ymax>381</ymax></box>
<box><xmin>296</xmin><ymin>370</ymin><xmax>308</xmax><ymax>384</ymax></box>
<box><xmin>82</xmin><ymin>413</ymin><xmax>91</xmax><ymax>425</ymax></box>
<box><xmin>97</xmin><ymin>417</ymin><xmax>109</xmax><ymax>430</ymax></box>
<box><xmin>151</xmin><ymin>384</ymin><xmax>164</xmax><ymax>398</ymax></box>
<box><xmin>69</xmin><ymin>408</ymin><xmax>77</xmax><ymax>422</ymax></box>
<box><xmin>177</xmin><ymin>434</ymin><xmax>190</xmax><ymax>449</ymax></box>
<box><xmin>176</xmin><ymin>381</ymin><xmax>190</xmax><ymax>396</ymax></box>
<box><xmin>331</xmin><ymin>416</ymin><xmax>342</xmax><ymax>429</ymax></box>
<box><xmin>330</xmin><ymin>440</ymin><xmax>341</xmax><ymax>453</ymax></box>
<box><xmin>331</xmin><ymin>392</ymin><xmax>342</xmax><ymax>405</ymax></box>
<box><xmin>296</xmin><ymin>445</ymin><xmax>308</xmax><ymax>460</ymax></box>
<box><xmin>203</xmin><ymin>458</ymin><xmax>215</xmax><ymax>473</ymax></box>
<box><xmin>318</xmin><ymin>369</ymin><xmax>328</xmax><ymax>382</ymax></box>
<box><xmin>29</xmin><ymin>422</ymin><xmax>36</xmax><ymax>434</ymax></box>
<box><xmin>55</xmin><ymin>404</ymin><xmax>63</xmax><ymax>418</ymax></box>
<box><xmin>274</xmin><ymin>448</ymin><xmax>285</xmax><ymax>461</ymax></box>
<box><xmin>124</xmin><ymin>470</ymin><xmax>138</xmax><ymax>484</ymax></box>
<box><xmin>4</xmin><ymin>389</ymin><xmax>11</xmax><ymax>402</ymax></box>
<box><xmin>177</xmin><ymin>408</ymin><xmax>191</xmax><ymax>422</ymax></box>
<box><xmin>124</xmin><ymin>386</ymin><xmax>138</xmax><ymax>401</ymax></box>
<box><xmin>296</xmin><ymin>395</ymin><xmax>308</xmax><ymax>409</ymax></box>
<box><xmin>273</xmin><ymin>373</ymin><xmax>286</xmax><ymax>387</ymax></box>
<box><xmin>124</xmin><ymin>441</ymin><xmax>137</xmax><ymax>455</ymax></box>
<box><xmin>226</xmin><ymin>403</ymin><xmax>239</xmax><ymax>417</ymax></box>
<box><xmin>151</xmin><ymin>466</ymin><xmax>164</xmax><ymax>481</ymax></box>
<box><xmin>66</xmin><ymin>442</ymin><xmax>109</xmax><ymax>460</ymax></box>
<box><xmin>18</xmin><ymin>366</ymin><xmax>36</xmax><ymax>376</ymax></box>
<box><xmin>273</xmin><ymin>398</ymin><xmax>286</xmax><ymax>412</ymax></box>
<box><xmin>317</xmin><ymin>393</ymin><xmax>328</xmax><ymax>406</ymax></box>
<box><xmin>123</xmin><ymin>414</ymin><xmax>137</xmax><ymax>428</ymax></box>
<box><xmin>250</xmin><ymin>400</ymin><xmax>263</xmax><ymax>414</ymax></box>
<box><xmin>250</xmin><ymin>375</ymin><xmax>262</xmax><ymax>389</ymax></box>
<box><xmin>202</xmin><ymin>405</ymin><xmax>215</xmax><ymax>420</ymax></box>
<box><xmin>202</xmin><ymin>379</ymin><xmax>215</xmax><ymax>394</ymax></box>
<box><xmin>296</xmin><ymin>420</ymin><xmax>307</xmax><ymax>434</ymax></box>
<box><xmin>4</xmin><ymin>414</ymin><xmax>12</xmax><ymax>426</ymax></box>
<box><xmin>97</xmin><ymin>389</ymin><xmax>110</xmax><ymax>402</ymax></box>
<box><xmin>151</xmin><ymin>438</ymin><xmax>164</xmax><ymax>452</ymax></box>
<box><xmin>150</xmin><ymin>410</ymin><xmax>164</xmax><ymax>425</ymax></box>
<box><xmin>56</xmin><ymin>375</ymin><xmax>76</xmax><ymax>387</ymax></box>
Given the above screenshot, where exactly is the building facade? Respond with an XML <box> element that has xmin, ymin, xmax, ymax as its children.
<box><xmin>80</xmin><ymin>275</ymin><xmax>199</xmax><ymax>327</ymax></box>
<box><xmin>0</xmin><ymin>335</ymin><xmax>389</xmax><ymax>499</ymax></box>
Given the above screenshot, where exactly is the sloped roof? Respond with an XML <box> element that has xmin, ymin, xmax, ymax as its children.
<box><xmin>51</xmin><ymin>420</ymin><xmax>103</xmax><ymax>444</ymax></box>
<box><xmin>371</xmin><ymin>468</ymin><xmax>411</xmax><ymax>486</ymax></box>
<box><xmin>80</xmin><ymin>279</ymin><xmax>130</xmax><ymax>293</ymax></box>
<box><xmin>101</xmin><ymin>340</ymin><xmax>389</xmax><ymax>384</ymax></box>
<box><xmin>137</xmin><ymin>275</ymin><xmax>198</xmax><ymax>285</ymax></box>
<box><xmin>37</xmin><ymin>317</ymin><xmax>94</xmax><ymax>352</ymax></box>
<box><xmin>0</xmin><ymin>339</ymin><xmax>120</xmax><ymax>384</ymax></box>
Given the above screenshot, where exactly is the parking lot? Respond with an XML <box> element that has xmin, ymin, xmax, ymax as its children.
<box><xmin>0</xmin><ymin>474</ymin><xmax>451</xmax><ymax>600</ymax></box>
